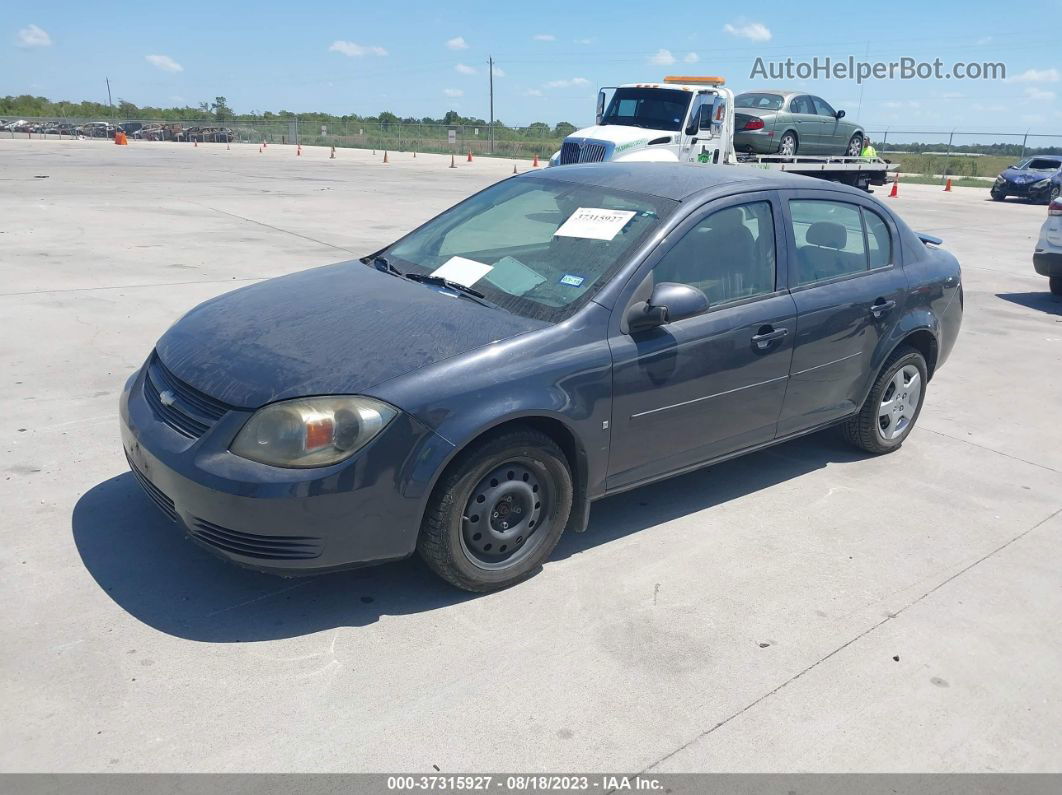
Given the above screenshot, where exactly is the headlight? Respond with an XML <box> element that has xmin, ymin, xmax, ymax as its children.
<box><xmin>1033</xmin><ymin>178</ymin><xmax>1051</xmax><ymax>188</ymax></box>
<box><xmin>230</xmin><ymin>396</ymin><xmax>397</xmax><ymax>468</ymax></box>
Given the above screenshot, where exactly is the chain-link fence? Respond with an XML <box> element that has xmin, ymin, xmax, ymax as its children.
<box><xmin>1</xmin><ymin>116</ymin><xmax>567</xmax><ymax>159</ymax></box>
<box><xmin>866</xmin><ymin>129</ymin><xmax>1062</xmax><ymax>179</ymax></box>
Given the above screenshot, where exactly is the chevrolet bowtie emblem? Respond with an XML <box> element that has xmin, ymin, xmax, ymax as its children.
<box><xmin>159</xmin><ymin>390</ymin><xmax>177</xmax><ymax>407</ymax></box>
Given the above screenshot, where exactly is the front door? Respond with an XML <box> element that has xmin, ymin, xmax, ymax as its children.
<box><xmin>787</xmin><ymin>95</ymin><xmax>824</xmax><ymax>154</ymax></box>
<box><xmin>777</xmin><ymin>191</ymin><xmax>909</xmax><ymax>436</ymax></box>
<box><xmin>607</xmin><ymin>194</ymin><xmax>797</xmax><ymax>491</ymax></box>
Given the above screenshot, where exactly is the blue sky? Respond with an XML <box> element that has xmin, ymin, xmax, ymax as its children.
<box><xmin>2</xmin><ymin>0</ymin><xmax>1060</xmax><ymax>138</ymax></box>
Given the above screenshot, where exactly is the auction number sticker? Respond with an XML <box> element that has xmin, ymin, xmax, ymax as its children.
<box><xmin>554</xmin><ymin>208</ymin><xmax>636</xmax><ymax>241</ymax></box>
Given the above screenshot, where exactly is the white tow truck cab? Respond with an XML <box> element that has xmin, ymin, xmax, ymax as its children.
<box><xmin>550</xmin><ymin>75</ymin><xmax>892</xmax><ymax>190</ymax></box>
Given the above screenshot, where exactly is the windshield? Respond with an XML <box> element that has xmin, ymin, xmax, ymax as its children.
<box><xmin>384</xmin><ymin>177</ymin><xmax>676</xmax><ymax>323</ymax></box>
<box><xmin>600</xmin><ymin>87</ymin><xmax>692</xmax><ymax>132</ymax></box>
<box><xmin>1016</xmin><ymin>158</ymin><xmax>1062</xmax><ymax>171</ymax></box>
<box><xmin>735</xmin><ymin>92</ymin><xmax>785</xmax><ymax>111</ymax></box>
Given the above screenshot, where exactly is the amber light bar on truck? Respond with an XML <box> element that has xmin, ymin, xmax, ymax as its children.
<box><xmin>663</xmin><ymin>75</ymin><xmax>726</xmax><ymax>86</ymax></box>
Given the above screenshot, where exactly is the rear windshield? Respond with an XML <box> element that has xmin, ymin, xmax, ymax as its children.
<box><xmin>735</xmin><ymin>93</ymin><xmax>785</xmax><ymax>110</ymax></box>
<box><xmin>384</xmin><ymin>176</ymin><xmax>677</xmax><ymax>323</ymax></box>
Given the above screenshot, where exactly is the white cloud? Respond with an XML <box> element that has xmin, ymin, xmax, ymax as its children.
<box><xmin>443</xmin><ymin>88</ymin><xmax>463</xmax><ymax>97</ymax></box>
<box><xmin>722</xmin><ymin>20</ymin><xmax>772</xmax><ymax>42</ymax></box>
<box><xmin>648</xmin><ymin>48</ymin><xmax>675</xmax><ymax>65</ymax></box>
<box><xmin>533</xmin><ymin>34</ymin><xmax>556</xmax><ymax>41</ymax></box>
<box><xmin>1012</xmin><ymin>68</ymin><xmax>1060</xmax><ymax>83</ymax></box>
<box><xmin>492</xmin><ymin>65</ymin><xmax>505</xmax><ymax>77</ymax></box>
<box><xmin>574</xmin><ymin>37</ymin><xmax>594</xmax><ymax>45</ymax></box>
<box><xmin>1025</xmin><ymin>86</ymin><xmax>1056</xmax><ymax>102</ymax></box>
<box><xmin>545</xmin><ymin>77</ymin><xmax>590</xmax><ymax>89</ymax></box>
<box><xmin>446</xmin><ymin>36</ymin><xmax>468</xmax><ymax>50</ymax></box>
<box><xmin>16</xmin><ymin>24</ymin><xmax>51</xmax><ymax>48</ymax></box>
<box><xmin>455</xmin><ymin>63</ymin><xmax>477</xmax><ymax>75</ymax></box>
<box><xmin>329</xmin><ymin>41</ymin><xmax>387</xmax><ymax>57</ymax></box>
<box><xmin>525</xmin><ymin>88</ymin><xmax>543</xmax><ymax>96</ymax></box>
<box><xmin>145</xmin><ymin>54</ymin><xmax>183</xmax><ymax>73</ymax></box>
<box><xmin>684</xmin><ymin>52</ymin><xmax>699</xmax><ymax>64</ymax></box>
<box><xmin>975</xmin><ymin>35</ymin><xmax>993</xmax><ymax>45</ymax></box>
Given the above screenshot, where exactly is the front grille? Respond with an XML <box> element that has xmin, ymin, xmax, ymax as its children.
<box><xmin>126</xmin><ymin>453</ymin><xmax>178</xmax><ymax>522</ymax></box>
<box><xmin>189</xmin><ymin>519</ymin><xmax>324</xmax><ymax>560</ymax></box>
<box><xmin>560</xmin><ymin>140</ymin><xmax>608</xmax><ymax>165</ymax></box>
<box><xmin>144</xmin><ymin>354</ymin><xmax>233</xmax><ymax>439</ymax></box>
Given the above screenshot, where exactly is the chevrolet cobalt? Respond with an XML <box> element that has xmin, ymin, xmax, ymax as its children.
<box><xmin>120</xmin><ymin>163</ymin><xmax>962</xmax><ymax>591</ymax></box>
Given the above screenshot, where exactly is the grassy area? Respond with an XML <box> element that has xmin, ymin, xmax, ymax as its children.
<box><xmin>894</xmin><ymin>174</ymin><xmax>994</xmax><ymax>188</ymax></box>
<box><xmin>882</xmin><ymin>152</ymin><xmax>1016</xmax><ymax>179</ymax></box>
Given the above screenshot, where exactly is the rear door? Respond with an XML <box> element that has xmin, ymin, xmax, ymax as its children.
<box><xmin>777</xmin><ymin>191</ymin><xmax>908</xmax><ymax>436</ymax></box>
<box><xmin>787</xmin><ymin>95</ymin><xmax>824</xmax><ymax>153</ymax></box>
<box><xmin>607</xmin><ymin>193</ymin><xmax>797</xmax><ymax>490</ymax></box>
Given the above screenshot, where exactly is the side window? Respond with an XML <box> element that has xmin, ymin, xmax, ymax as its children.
<box><xmin>863</xmin><ymin>209</ymin><xmax>893</xmax><ymax>268</ymax></box>
<box><xmin>789</xmin><ymin>200</ymin><xmax>868</xmax><ymax>286</ymax></box>
<box><xmin>653</xmin><ymin>201</ymin><xmax>776</xmax><ymax>306</ymax></box>
<box><xmin>789</xmin><ymin>95</ymin><xmax>812</xmax><ymax>115</ymax></box>
<box><xmin>811</xmin><ymin>96</ymin><xmax>836</xmax><ymax>117</ymax></box>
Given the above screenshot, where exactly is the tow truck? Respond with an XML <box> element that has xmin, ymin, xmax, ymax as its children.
<box><xmin>549</xmin><ymin>76</ymin><xmax>894</xmax><ymax>190</ymax></box>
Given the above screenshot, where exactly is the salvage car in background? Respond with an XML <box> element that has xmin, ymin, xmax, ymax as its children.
<box><xmin>991</xmin><ymin>156</ymin><xmax>1062</xmax><ymax>203</ymax></box>
<box><xmin>121</xmin><ymin>163</ymin><xmax>962</xmax><ymax>592</ymax></box>
<box><xmin>1034</xmin><ymin>197</ymin><xmax>1062</xmax><ymax>294</ymax></box>
<box><xmin>734</xmin><ymin>90</ymin><xmax>866</xmax><ymax>157</ymax></box>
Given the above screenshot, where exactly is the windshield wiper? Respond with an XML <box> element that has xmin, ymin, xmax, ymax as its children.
<box><xmin>368</xmin><ymin>255</ymin><xmax>404</xmax><ymax>277</ymax></box>
<box><xmin>403</xmin><ymin>272</ymin><xmax>498</xmax><ymax>309</ymax></box>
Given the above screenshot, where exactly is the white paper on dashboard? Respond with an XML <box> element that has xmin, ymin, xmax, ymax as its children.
<box><xmin>430</xmin><ymin>256</ymin><xmax>493</xmax><ymax>287</ymax></box>
<box><xmin>554</xmin><ymin>208</ymin><xmax>637</xmax><ymax>241</ymax></box>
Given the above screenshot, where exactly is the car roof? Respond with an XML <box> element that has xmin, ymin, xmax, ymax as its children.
<box><xmin>738</xmin><ymin>89</ymin><xmax>805</xmax><ymax>97</ymax></box>
<box><xmin>524</xmin><ymin>161</ymin><xmax>861</xmax><ymax>202</ymax></box>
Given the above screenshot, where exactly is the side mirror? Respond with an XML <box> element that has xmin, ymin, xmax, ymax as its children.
<box><xmin>626</xmin><ymin>282</ymin><xmax>709</xmax><ymax>332</ymax></box>
<box><xmin>596</xmin><ymin>90</ymin><xmax>606</xmax><ymax>126</ymax></box>
<box><xmin>836</xmin><ymin>109</ymin><xmax>846</xmax><ymax>119</ymax></box>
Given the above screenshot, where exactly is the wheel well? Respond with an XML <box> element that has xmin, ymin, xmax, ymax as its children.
<box><xmin>430</xmin><ymin>416</ymin><xmax>587</xmax><ymax>511</ymax></box>
<box><xmin>899</xmin><ymin>329</ymin><xmax>939</xmax><ymax>380</ymax></box>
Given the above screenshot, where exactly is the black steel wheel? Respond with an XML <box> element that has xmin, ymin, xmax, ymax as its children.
<box><xmin>418</xmin><ymin>427</ymin><xmax>573</xmax><ymax>592</ymax></box>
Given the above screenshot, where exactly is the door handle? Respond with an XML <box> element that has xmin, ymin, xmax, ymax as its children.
<box><xmin>751</xmin><ymin>326</ymin><xmax>789</xmax><ymax>349</ymax></box>
<box><xmin>870</xmin><ymin>299</ymin><xmax>897</xmax><ymax>318</ymax></box>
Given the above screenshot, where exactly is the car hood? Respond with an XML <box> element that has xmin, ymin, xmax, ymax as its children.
<box><xmin>571</xmin><ymin>125</ymin><xmax>667</xmax><ymax>147</ymax></box>
<box><xmin>155</xmin><ymin>261</ymin><xmax>548</xmax><ymax>409</ymax></box>
<box><xmin>1001</xmin><ymin>168</ymin><xmax>1054</xmax><ymax>183</ymax></box>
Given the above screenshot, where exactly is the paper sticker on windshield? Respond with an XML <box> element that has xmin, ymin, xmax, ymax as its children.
<box><xmin>559</xmin><ymin>274</ymin><xmax>585</xmax><ymax>287</ymax></box>
<box><xmin>554</xmin><ymin>208</ymin><xmax>637</xmax><ymax>241</ymax></box>
<box><xmin>430</xmin><ymin>256</ymin><xmax>493</xmax><ymax>287</ymax></box>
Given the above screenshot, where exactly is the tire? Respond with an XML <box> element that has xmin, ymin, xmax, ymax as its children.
<box><xmin>1050</xmin><ymin>276</ymin><xmax>1062</xmax><ymax>296</ymax></box>
<box><xmin>417</xmin><ymin>427</ymin><xmax>573</xmax><ymax>592</ymax></box>
<box><xmin>778</xmin><ymin>132</ymin><xmax>798</xmax><ymax>157</ymax></box>
<box><xmin>990</xmin><ymin>188</ymin><xmax>1006</xmax><ymax>201</ymax></box>
<box><xmin>842</xmin><ymin>346</ymin><xmax>928</xmax><ymax>455</ymax></box>
<box><xmin>846</xmin><ymin>133</ymin><xmax>863</xmax><ymax>157</ymax></box>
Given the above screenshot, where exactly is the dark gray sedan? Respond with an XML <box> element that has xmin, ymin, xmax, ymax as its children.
<box><xmin>734</xmin><ymin>90</ymin><xmax>866</xmax><ymax>157</ymax></box>
<box><xmin>121</xmin><ymin>163</ymin><xmax>962</xmax><ymax>592</ymax></box>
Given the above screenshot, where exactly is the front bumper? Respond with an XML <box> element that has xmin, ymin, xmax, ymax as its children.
<box><xmin>996</xmin><ymin>180</ymin><xmax>1052</xmax><ymax>200</ymax></box>
<box><xmin>119</xmin><ymin>360</ymin><xmax>454</xmax><ymax>575</ymax></box>
<box><xmin>1034</xmin><ymin>250</ymin><xmax>1062</xmax><ymax>278</ymax></box>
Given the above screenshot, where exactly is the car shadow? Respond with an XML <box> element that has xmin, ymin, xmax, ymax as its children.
<box><xmin>73</xmin><ymin>430</ymin><xmax>864</xmax><ymax>643</ymax></box>
<box><xmin>996</xmin><ymin>291</ymin><xmax>1062</xmax><ymax>315</ymax></box>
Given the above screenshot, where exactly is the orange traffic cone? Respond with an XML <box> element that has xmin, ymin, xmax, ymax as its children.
<box><xmin>263</xmin><ymin>141</ymin><xmax>267</xmax><ymax>148</ymax></box>
<box><xmin>450</xmin><ymin>154</ymin><xmax>457</xmax><ymax>169</ymax></box>
<box><xmin>330</xmin><ymin>146</ymin><xmax>336</xmax><ymax>159</ymax></box>
<box><xmin>194</xmin><ymin>140</ymin><xmax>198</xmax><ymax>148</ymax></box>
<box><xmin>297</xmin><ymin>144</ymin><xmax>302</xmax><ymax>156</ymax></box>
<box><xmin>413</xmin><ymin>150</ymin><xmax>416</xmax><ymax>158</ymax></box>
<box><xmin>513</xmin><ymin>163</ymin><xmax>518</xmax><ymax>174</ymax></box>
<box><xmin>259</xmin><ymin>145</ymin><xmax>262</xmax><ymax>153</ymax></box>
<box><xmin>532</xmin><ymin>154</ymin><xmax>540</xmax><ymax>167</ymax></box>
<box><xmin>383</xmin><ymin>150</ymin><xmax>389</xmax><ymax>163</ymax></box>
<box><xmin>888</xmin><ymin>175</ymin><xmax>899</xmax><ymax>198</ymax></box>
<box><xmin>467</xmin><ymin>150</ymin><xmax>473</xmax><ymax>162</ymax></box>
<box><xmin>944</xmin><ymin>178</ymin><xmax>952</xmax><ymax>192</ymax></box>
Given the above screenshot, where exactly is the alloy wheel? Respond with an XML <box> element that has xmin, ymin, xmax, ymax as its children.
<box><xmin>877</xmin><ymin>365</ymin><xmax>922</xmax><ymax>441</ymax></box>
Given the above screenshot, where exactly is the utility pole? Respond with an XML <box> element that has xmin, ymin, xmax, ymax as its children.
<box><xmin>488</xmin><ymin>55</ymin><xmax>495</xmax><ymax>154</ymax></box>
<box><xmin>106</xmin><ymin>77</ymin><xmax>114</xmax><ymax>128</ymax></box>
